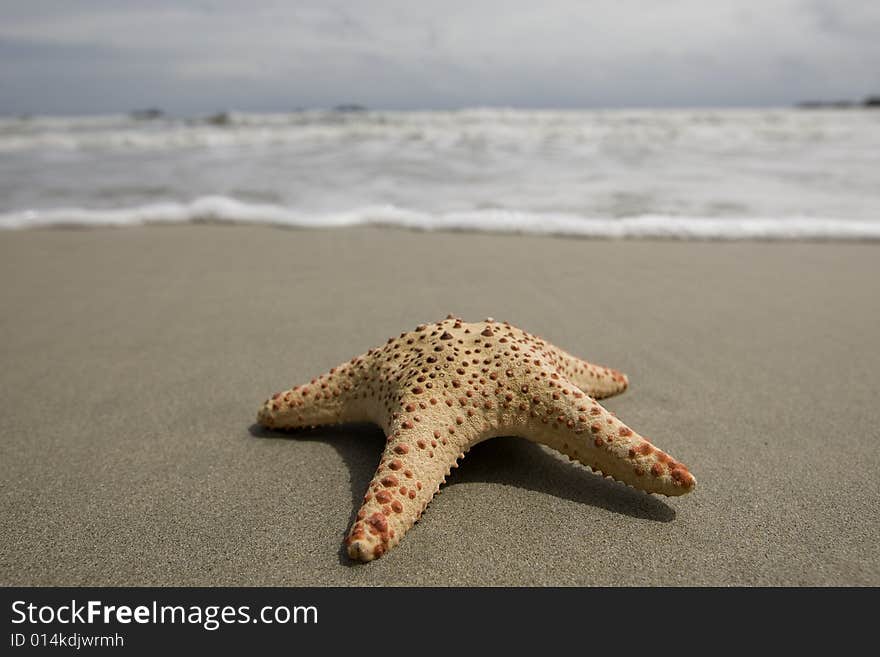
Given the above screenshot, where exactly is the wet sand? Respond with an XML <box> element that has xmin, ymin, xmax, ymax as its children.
<box><xmin>1</xmin><ymin>225</ymin><xmax>878</xmax><ymax>585</ymax></box>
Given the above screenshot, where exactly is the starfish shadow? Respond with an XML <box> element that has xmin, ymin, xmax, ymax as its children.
<box><xmin>248</xmin><ymin>422</ymin><xmax>389</xmax><ymax>565</ymax></box>
<box><xmin>249</xmin><ymin>422</ymin><xmax>675</xmax><ymax>560</ymax></box>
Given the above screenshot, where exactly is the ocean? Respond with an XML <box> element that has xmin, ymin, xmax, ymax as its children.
<box><xmin>1</xmin><ymin>108</ymin><xmax>878</xmax><ymax>239</ymax></box>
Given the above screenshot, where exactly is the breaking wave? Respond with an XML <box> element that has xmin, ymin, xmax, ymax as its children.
<box><xmin>2</xmin><ymin>196</ymin><xmax>878</xmax><ymax>240</ymax></box>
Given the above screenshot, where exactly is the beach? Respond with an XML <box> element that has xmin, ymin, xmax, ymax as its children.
<box><xmin>1</xmin><ymin>225</ymin><xmax>878</xmax><ymax>586</ymax></box>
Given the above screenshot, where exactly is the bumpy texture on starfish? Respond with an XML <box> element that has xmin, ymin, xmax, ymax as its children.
<box><xmin>257</xmin><ymin>316</ymin><xmax>695</xmax><ymax>562</ymax></box>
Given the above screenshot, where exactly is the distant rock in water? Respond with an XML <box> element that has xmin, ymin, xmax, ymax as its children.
<box><xmin>130</xmin><ymin>108</ymin><xmax>163</xmax><ymax>120</ymax></box>
<box><xmin>333</xmin><ymin>104</ymin><xmax>367</xmax><ymax>113</ymax></box>
<box><xmin>796</xmin><ymin>95</ymin><xmax>880</xmax><ymax>109</ymax></box>
<box><xmin>205</xmin><ymin>112</ymin><xmax>232</xmax><ymax>126</ymax></box>
<box><xmin>796</xmin><ymin>100</ymin><xmax>856</xmax><ymax>109</ymax></box>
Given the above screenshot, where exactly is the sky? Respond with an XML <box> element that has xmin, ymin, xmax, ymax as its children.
<box><xmin>1</xmin><ymin>0</ymin><xmax>878</xmax><ymax>114</ymax></box>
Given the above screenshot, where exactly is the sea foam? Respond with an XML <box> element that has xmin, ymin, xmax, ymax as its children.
<box><xmin>2</xmin><ymin>196</ymin><xmax>878</xmax><ymax>240</ymax></box>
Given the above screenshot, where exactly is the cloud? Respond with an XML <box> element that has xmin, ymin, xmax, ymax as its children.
<box><xmin>0</xmin><ymin>0</ymin><xmax>878</xmax><ymax>113</ymax></box>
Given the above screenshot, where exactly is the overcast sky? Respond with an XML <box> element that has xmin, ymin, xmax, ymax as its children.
<box><xmin>1</xmin><ymin>0</ymin><xmax>878</xmax><ymax>114</ymax></box>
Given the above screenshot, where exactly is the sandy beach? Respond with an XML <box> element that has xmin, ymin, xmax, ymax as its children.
<box><xmin>1</xmin><ymin>225</ymin><xmax>878</xmax><ymax>586</ymax></box>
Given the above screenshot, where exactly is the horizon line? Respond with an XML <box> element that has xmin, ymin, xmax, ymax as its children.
<box><xmin>4</xmin><ymin>99</ymin><xmax>879</xmax><ymax>119</ymax></box>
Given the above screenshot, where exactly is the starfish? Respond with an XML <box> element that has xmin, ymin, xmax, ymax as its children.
<box><xmin>257</xmin><ymin>315</ymin><xmax>695</xmax><ymax>562</ymax></box>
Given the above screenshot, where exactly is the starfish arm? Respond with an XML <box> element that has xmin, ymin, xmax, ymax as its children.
<box><xmin>256</xmin><ymin>356</ymin><xmax>377</xmax><ymax>429</ymax></box>
<box><xmin>345</xmin><ymin>412</ymin><xmax>479</xmax><ymax>562</ymax></box>
<box><xmin>516</xmin><ymin>387</ymin><xmax>696</xmax><ymax>496</ymax></box>
<box><xmin>544</xmin><ymin>344</ymin><xmax>630</xmax><ymax>400</ymax></box>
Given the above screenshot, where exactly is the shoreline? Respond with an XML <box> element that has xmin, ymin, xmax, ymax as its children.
<box><xmin>1</xmin><ymin>225</ymin><xmax>878</xmax><ymax>585</ymax></box>
<box><xmin>2</xmin><ymin>212</ymin><xmax>880</xmax><ymax>241</ymax></box>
